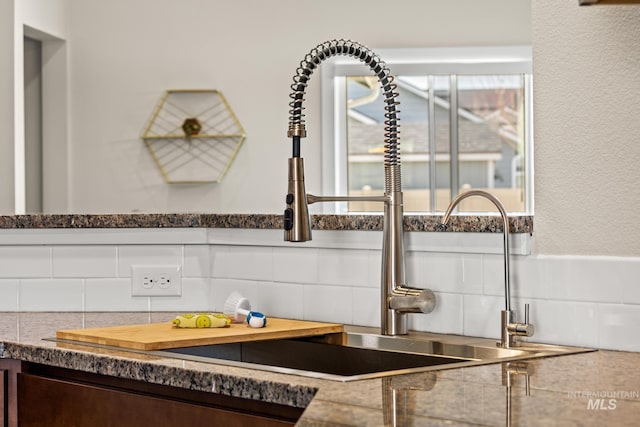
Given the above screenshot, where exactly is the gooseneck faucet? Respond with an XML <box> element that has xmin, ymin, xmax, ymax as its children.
<box><xmin>283</xmin><ymin>39</ymin><xmax>435</xmax><ymax>335</ymax></box>
<box><xmin>440</xmin><ymin>190</ymin><xmax>534</xmax><ymax>348</ymax></box>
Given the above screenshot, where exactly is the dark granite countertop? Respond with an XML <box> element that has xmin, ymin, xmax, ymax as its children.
<box><xmin>0</xmin><ymin>213</ymin><xmax>533</xmax><ymax>233</ymax></box>
<box><xmin>1</xmin><ymin>312</ymin><xmax>638</xmax><ymax>426</ymax></box>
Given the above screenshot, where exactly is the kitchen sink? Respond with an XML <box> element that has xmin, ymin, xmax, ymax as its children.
<box><xmin>163</xmin><ymin>338</ymin><xmax>468</xmax><ymax>377</ymax></box>
<box><xmin>149</xmin><ymin>327</ymin><xmax>594</xmax><ymax>382</ymax></box>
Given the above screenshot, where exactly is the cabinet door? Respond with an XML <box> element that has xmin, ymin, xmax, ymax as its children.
<box><xmin>18</xmin><ymin>373</ymin><xmax>294</xmax><ymax>427</ymax></box>
<box><xmin>1</xmin><ymin>368</ymin><xmax>6</xmax><ymax>427</ymax></box>
<box><xmin>0</xmin><ymin>359</ymin><xmax>22</xmax><ymax>427</ymax></box>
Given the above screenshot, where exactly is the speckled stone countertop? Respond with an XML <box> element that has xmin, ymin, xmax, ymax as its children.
<box><xmin>1</xmin><ymin>312</ymin><xmax>638</xmax><ymax>426</ymax></box>
<box><xmin>0</xmin><ymin>213</ymin><xmax>533</xmax><ymax>233</ymax></box>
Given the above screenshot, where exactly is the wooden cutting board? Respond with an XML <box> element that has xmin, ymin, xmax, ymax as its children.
<box><xmin>56</xmin><ymin>317</ymin><xmax>344</xmax><ymax>351</ymax></box>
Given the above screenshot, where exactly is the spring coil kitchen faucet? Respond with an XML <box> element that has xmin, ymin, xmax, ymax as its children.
<box><xmin>283</xmin><ymin>39</ymin><xmax>435</xmax><ymax>335</ymax></box>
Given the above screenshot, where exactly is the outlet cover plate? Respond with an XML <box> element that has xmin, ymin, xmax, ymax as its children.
<box><xmin>131</xmin><ymin>265</ymin><xmax>182</xmax><ymax>297</ymax></box>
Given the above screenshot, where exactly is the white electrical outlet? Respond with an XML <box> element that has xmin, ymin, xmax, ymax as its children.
<box><xmin>131</xmin><ymin>265</ymin><xmax>182</xmax><ymax>296</ymax></box>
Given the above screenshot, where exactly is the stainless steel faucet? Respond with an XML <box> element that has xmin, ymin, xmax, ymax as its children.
<box><xmin>283</xmin><ymin>39</ymin><xmax>435</xmax><ymax>335</ymax></box>
<box><xmin>440</xmin><ymin>190</ymin><xmax>534</xmax><ymax>348</ymax></box>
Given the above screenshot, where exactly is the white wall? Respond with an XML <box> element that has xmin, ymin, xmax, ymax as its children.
<box><xmin>0</xmin><ymin>0</ymin><xmax>16</xmax><ymax>213</ymax></box>
<box><xmin>65</xmin><ymin>0</ymin><xmax>531</xmax><ymax>214</ymax></box>
<box><xmin>533</xmin><ymin>2</ymin><xmax>640</xmax><ymax>256</ymax></box>
<box><xmin>0</xmin><ymin>0</ymin><xmax>69</xmax><ymax>215</ymax></box>
<box><xmin>21</xmin><ymin>0</ymin><xmax>68</xmax><ymax>38</ymax></box>
<box><xmin>529</xmin><ymin>0</ymin><xmax>640</xmax><ymax>349</ymax></box>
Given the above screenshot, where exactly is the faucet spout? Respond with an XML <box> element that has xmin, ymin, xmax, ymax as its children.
<box><xmin>283</xmin><ymin>39</ymin><xmax>435</xmax><ymax>335</ymax></box>
<box><xmin>441</xmin><ymin>190</ymin><xmax>512</xmax><ymax>311</ymax></box>
<box><xmin>440</xmin><ymin>190</ymin><xmax>534</xmax><ymax>347</ymax></box>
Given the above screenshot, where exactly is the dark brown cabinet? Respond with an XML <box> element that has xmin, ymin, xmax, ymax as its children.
<box><xmin>0</xmin><ymin>360</ymin><xmax>22</xmax><ymax>427</ymax></box>
<box><xmin>580</xmin><ymin>0</ymin><xmax>640</xmax><ymax>4</ymax></box>
<box><xmin>1</xmin><ymin>360</ymin><xmax>302</xmax><ymax>427</ymax></box>
<box><xmin>1</xmin><ymin>368</ymin><xmax>5</xmax><ymax>426</ymax></box>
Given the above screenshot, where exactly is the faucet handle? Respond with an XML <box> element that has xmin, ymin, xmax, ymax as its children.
<box><xmin>511</xmin><ymin>303</ymin><xmax>535</xmax><ymax>337</ymax></box>
<box><xmin>388</xmin><ymin>286</ymin><xmax>436</xmax><ymax>314</ymax></box>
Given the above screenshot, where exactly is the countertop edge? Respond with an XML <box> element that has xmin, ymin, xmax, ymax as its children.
<box><xmin>0</xmin><ymin>340</ymin><xmax>319</xmax><ymax>408</ymax></box>
<box><xmin>0</xmin><ymin>213</ymin><xmax>533</xmax><ymax>234</ymax></box>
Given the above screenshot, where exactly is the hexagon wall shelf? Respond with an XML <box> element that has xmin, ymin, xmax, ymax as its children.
<box><xmin>142</xmin><ymin>90</ymin><xmax>245</xmax><ymax>183</ymax></box>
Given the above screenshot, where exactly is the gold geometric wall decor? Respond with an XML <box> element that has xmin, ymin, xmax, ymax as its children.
<box><xmin>142</xmin><ymin>89</ymin><xmax>246</xmax><ymax>183</ymax></box>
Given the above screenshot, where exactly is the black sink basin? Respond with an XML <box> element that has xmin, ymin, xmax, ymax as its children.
<box><xmin>164</xmin><ymin>338</ymin><xmax>469</xmax><ymax>377</ymax></box>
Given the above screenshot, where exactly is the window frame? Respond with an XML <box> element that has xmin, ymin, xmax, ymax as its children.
<box><xmin>320</xmin><ymin>46</ymin><xmax>534</xmax><ymax>215</ymax></box>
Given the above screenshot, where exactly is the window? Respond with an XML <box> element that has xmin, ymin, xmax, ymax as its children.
<box><xmin>321</xmin><ymin>46</ymin><xmax>533</xmax><ymax>214</ymax></box>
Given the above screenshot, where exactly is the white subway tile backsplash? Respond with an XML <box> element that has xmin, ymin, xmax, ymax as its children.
<box><xmin>512</xmin><ymin>255</ymin><xmax>640</xmax><ymax>305</ymax></box>
<box><xmin>622</xmin><ymin>281</ymin><xmax>640</xmax><ymax>305</ymax></box>
<box><xmin>85</xmin><ymin>278</ymin><xmax>149</xmax><ymax>311</ymax></box>
<box><xmin>405</xmin><ymin>231</ymin><xmax>530</xmax><ymax>255</ymax></box>
<box><xmin>528</xmin><ymin>299</ymin><xmax>598</xmax><ymax>348</ymax></box>
<box><xmin>411</xmin><ymin>292</ymin><xmax>464</xmax><ymax>335</ymax></box>
<box><xmin>368</xmin><ymin>250</ymin><xmax>382</xmax><ymax>285</ymax></box>
<box><xmin>609</xmin><ymin>257</ymin><xmax>640</xmax><ymax>304</ymax></box>
<box><xmin>0</xmin><ymin>228</ymin><xmax>208</xmax><ymax>246</ymax></box>
<box><xmin>118</xmin><ymin>245</ymin><xmax>182</xmax><ymax>277</ymax></box>
<box><xmin>210</xmin><ymin>278</ymin><xmax>259</xmax><ymax>312</ymax></box>
<box><xmin>183</xmin><ymin>245</ymin><xmax>211</xmax><ymax>278</ymax></box>
<box><xmin>482</xmin><ymin>254</ymin><xmax>505</xmax><ymax>296</ymax></box>
<box><xmin>0</xmin><ymin>228</ymin><xmax>637</xmax><ymax>352</ymax></box>
<box><xmin>303</xmin><ymin>284</ymin><xmax>352</xmax><ymax>324</ymax></box>
<box><xmin>0</xmin><ymin>247</ymin><xmax>51</xmax><ymax>278</ymax></box>
<box><xmin>255</xmin><ymin>282</ymin><xmax>304</xmax><ymax>320</ymax></box>
<box><xmin>485</xmin><ymin>254</ymin><xmax>542</xmax><ymax>299</ymax></box>
<box><xmin>0</xmin><ymin>279</ymin><xmax>18</xmax><ymax>310</ymax></box>
<box><xmin>462</xmin><ymin>294</ymin><xmax>504</xmax><ymax>339</ymax></box>
<box><xmin>462</xmin><ymin>254</ymin><xmax>484</xmax><ymax>292</ymax></box>
<box><xmin>19</xmin><ymin>279</ymin><xmax>84</xmax><ymax>311</ymax></box>
<box><xmin>53</xmin><ymin>246</ymin><xmax>118</xmax><ymax>278</ymax></box>
<box><xmin>272</xmin><ymin>247</ymin><xmax>318</xmax><ymax>284</ymax></box>
<box><xmin>546</xmin><ymin>256</ymin><xmax>624</xmax><ymax>303</ymax></box>
<box><xmin>351</xmin><ymin>287</ymin><xmax>379</xmax><ymax>327</ymax></box>
<box><xmin>510</xmin><ymin>255</ymin><xmax>546</xmax><ymax>299</ymax></box>
<box><xmin>151</xmin><ymin>278</ymin><xmax>210</xmax><ymax>312</ymax></box>
<box><xmin>317</xmin><ymin>248</ymin><xmax>375</xmax><ymax>287</ymax></box>
<box><xmin>211</xmin><ymin>245</ymin><xmax>273</xmax><ymax>281</ymax></box>
<box><xmin>407</xmin><ymin>251</ymin><xmax>483</xmax><ymax>294</ymax></box>
<box><xmin>597</xmin><ymin>303</ymin><xmax>640</xmax><ymax>351</ymax></box>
